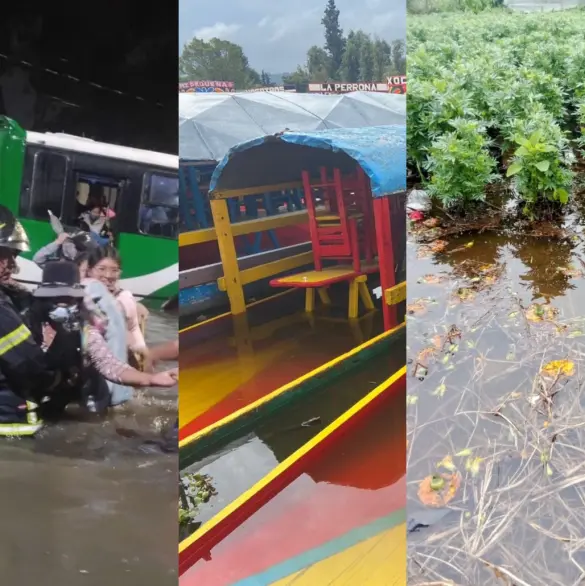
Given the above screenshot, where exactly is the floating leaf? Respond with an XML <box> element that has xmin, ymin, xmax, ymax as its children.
<box><xmin>466</xmin><ymin>340</ymin><xmax>476</xmax><ymax>349</ymax></box>
<box><xmin>418</xmin><ymin>472</ymin><xmax>461</xmax><ymax>507</ymax></box>
<box><xmin>464</xmin><ymin>241</ymin><xmax>474</xmax><ymax>248</ymax></box>
<box><xmin>456</xmin><ymin>448</ymin><xmax>473</xmax><ymax>457</ymax></box>
<box><xmin>526</xmin><ymin>303</ymin><xmax>558</xmax><ymax>322</ymax></box>
<box><xmin>433</xmin><ymin>382</ymin><xmax>447</xmax><ymax>397</ymax></box>
<box><xmin>546</xmin><ymin>464</ymin><xmax>553</xmax><ymax>477</ymax></box>
<box><xmin>568</xmin><ymin>330</ymin><xmax>583</xmax><ymax>338</ymax></box>
<box><xmin>418</xmin><ymin>274</ymin><xmax>445</xmax><ymax>285</ymax></box>
<box><xmin>407</xmin><ymin>395</ymin><xmax>418</xmax><ymax>405</ymax></box>
<box><xmin>541</xmin><ymin>359</ymin><xmax>575</xmax><ymax>377</ymax></box>
<box><xmin>466</xmin><ymin>457</ymin><xmax>482</xmax><ymax>476</ymax></box>
<box><xmin>438</xmin><ymin>455</ymin><xmax>456</xmax><ymax>472</ymax></box>
<box><xmin>442</xmin><ymin>354</ymin><xmax>450</xmax><ymax>364</ymax></box>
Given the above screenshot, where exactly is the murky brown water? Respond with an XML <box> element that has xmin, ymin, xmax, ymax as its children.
<box><xmin>0</xmin><ymin>312</ymin><xmax>178</xmax><ymax>586</ymax></box>
<box><xmin>407</xmin><ymin>223</ymin><xmax>585</xmax><ymax>585</ymax></box>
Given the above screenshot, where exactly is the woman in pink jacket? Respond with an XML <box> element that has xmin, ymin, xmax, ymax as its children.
<box><xmin>85</xmin><ymin>246</ymin><xmax>150</xmax><ymax>365</ymax></box>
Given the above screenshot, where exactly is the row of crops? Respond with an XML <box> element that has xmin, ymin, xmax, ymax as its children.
<box><xmin>407</xmin><ymin>9</ymin><xmax>585</xmax><ymax>215</ymax></box>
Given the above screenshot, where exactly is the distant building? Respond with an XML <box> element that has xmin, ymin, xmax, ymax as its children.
<box><xmin>505</xmin><ymin>0</ymin><xmax>582</xmax><ymax>10</ymax></box>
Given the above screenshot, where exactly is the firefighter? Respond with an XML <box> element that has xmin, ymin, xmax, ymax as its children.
<box><xmin>0</xmin><ymin>205</ymin><xmax>59</xmax><ymax>436</ymax></box>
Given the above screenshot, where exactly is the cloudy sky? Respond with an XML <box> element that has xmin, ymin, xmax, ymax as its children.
<box><xmin>179</xmin><ymin>0</ymin><xmax>406</xmax><ymax>73</ymax></box>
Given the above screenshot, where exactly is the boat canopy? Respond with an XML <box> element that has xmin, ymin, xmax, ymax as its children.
<box><xmin>209</xmin><ymin>125</ymin><xmax>406</xmax><ymax>199</ymax></box>
<box><xmin>179</xmin><ymin>91</ymin><xmax>405</xmax><ymax>163</ymax></box>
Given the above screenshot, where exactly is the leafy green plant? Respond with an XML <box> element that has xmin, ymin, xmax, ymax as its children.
<box><xmin>408</xmin><ymin>9</ymin><xmax>584</xmax><ymax>215</ymax></box>
<box><xmin>506</xmin><ymin>128</ymin><xmax>573</xmax><ymax>216</ymax></box>
<box><xmin>424</xmin><ymin>119</ymin><xmax>498</xmax><ymax>210</ymax></box>
<box><xmin>178</xmin><ymin>473</ymin><xmax>217</xmax><ymax>526</ymax></box>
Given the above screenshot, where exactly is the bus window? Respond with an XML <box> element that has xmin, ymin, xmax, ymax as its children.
<box><xmin>22</xmin><ymin>151</ymin><xmax>68</xmax><ymax>220</ymax></box>
<box><xmin>138</xmin><ymin>173</ymin><xmax>178</xmax><ymax>238</ymax></box>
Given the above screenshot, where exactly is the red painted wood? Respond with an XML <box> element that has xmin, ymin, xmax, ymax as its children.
<box><xmin>178</xmin><ymin>372</ymin><xmax>405</xmax><ymax>575</ymax></box>
<box><xmin>373</xmin><ymin>196</ymin><xmax>397</xmax><ymax>330</ymax></box>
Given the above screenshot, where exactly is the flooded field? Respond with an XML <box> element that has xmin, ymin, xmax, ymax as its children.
<box><xmin>183</xmin><ymin>385</ymin><xmax>406</xmax><ymax>586</ymax></box>
<box><xmin>0</xmin><ymin>311</ymin><xmax>178</xmax><ymax>586</ymax></box>
<box><xmin>407</xmin><ymin>224</ymin><xmax>585</xmax><ymax>585</ymax></box>
<box><xmin>180</xmin><ymin>329</ymin><xmax>404</xmax><ymax>538</ymax></box>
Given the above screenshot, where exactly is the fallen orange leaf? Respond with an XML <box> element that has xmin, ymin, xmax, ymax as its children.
<box><xmin>541</xmin><ymin>359</ymin><xmax>575</xmax><ymax>377</ymax></box>
<box><xmin>418</xmin><ymin>472</ymin><xmax>461</xmax><ymax>507</ymax></box>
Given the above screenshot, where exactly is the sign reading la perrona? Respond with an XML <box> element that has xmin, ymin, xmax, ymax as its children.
<box><xmin>308</xmin><ymin>77</ymin><xmax>407</xmax><ymax>94</ymax></box>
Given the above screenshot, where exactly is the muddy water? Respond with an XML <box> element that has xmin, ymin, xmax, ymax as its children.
<box><xmin>407</xmin><ymin>229</ymin><xmax>585</xmax><ymax>584</ymax></box>
<box><xmin>0</xmin><ymin>312</ymin><xmax>178</xmax><ymax>586</ymax></box>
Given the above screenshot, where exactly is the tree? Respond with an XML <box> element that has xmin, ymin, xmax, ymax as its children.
<box><xmin>321</xmin><ymin>0</ymin><xmax>345</xmax><ymax>79</ymax></box>
<box><xmin>179</xmin><ymin>37</ymin><xmax>261</xmax><ymax>89</ymax></box>
<box><xmin>356</xmin><ymin>33</ymin><xmax>375</xmax><ymax>81</ymax></box>
<box><xmin>341</xmin><ymin>31</ymin><xmax>360</xmax><ymax>82</ymax></box>
<box><xmin>306</xmin><ymin>46</ymin><xmax>330</xmax><ymax>82</ymax></box>
<box><xmin>373</xmin><ymin>38</ymin><xmax>392</xmax><ymax>80</ymax></box>
<box><xmin>391</xmin><ymin>39</ymin><xmax>406</xmax><ymax>75</ymax></box>
<box><xmin>261</xmin><ymin>70</ymin><xmax>272</xmax><ymax>86</ymax></box>
<box><xmin>282</xmin><ymin>66</ymin><xmax>310</xmax><ymax>86</ymax></box>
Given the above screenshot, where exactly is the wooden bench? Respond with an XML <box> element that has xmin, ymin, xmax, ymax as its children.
<box><xmin>270</xmin><ymin>265</ymin><xmax>377</xmax><ymax>319</ymax></box>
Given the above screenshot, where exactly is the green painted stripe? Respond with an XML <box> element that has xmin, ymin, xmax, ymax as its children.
<box><xmin>233</xmin><ymin>509</ymin><xmax>406</xmax><ymax>586</ymax></box>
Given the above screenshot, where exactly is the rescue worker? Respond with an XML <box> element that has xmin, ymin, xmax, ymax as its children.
<box><xmin>0</xmin><ymin>205</ymin><xmax>59</xmax><ymax>436</ymax></box>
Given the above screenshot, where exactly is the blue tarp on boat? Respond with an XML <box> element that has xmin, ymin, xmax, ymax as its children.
<box><xmin>209</xmin><ymin>125</ymin><xmax>406</xmax><ymax>199</ymax></box>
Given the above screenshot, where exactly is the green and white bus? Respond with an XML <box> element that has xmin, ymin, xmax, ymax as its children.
<box><xmin>0</xmin><ymin>116</ymin><xmax>178</xmax><ymax>302</ymax></box>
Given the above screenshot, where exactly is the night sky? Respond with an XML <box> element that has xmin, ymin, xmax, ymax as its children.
<box><xmin>0</xmin><ymin>3</ymin><xmax>178</xmax><ymax>153</ymax></box>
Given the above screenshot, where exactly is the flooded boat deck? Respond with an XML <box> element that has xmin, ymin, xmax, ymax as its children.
<box><xmin>0</xmin><ymin>312</ymin><xmax>178</xmax><ymax>585</ymax></box>
<box><xmin>181</xmin><ymin>388</ymin><xmax>406</xmax><ymax>586</ymax></box>
<box><xmin>179</xmin><ymin>291</ymin><xmax>384</xmax><ymax>439</ymax></box>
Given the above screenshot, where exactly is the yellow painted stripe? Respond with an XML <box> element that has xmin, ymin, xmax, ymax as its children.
<box><xmin>270</xmin><ymin>524</ymin><xmax>406</xmax><ymax>586</ymax></box>
<box><xmin>179</xmin><ymin>365</ymin><xmax>406</xmax><ymax>555</ymax></box>
<box><xmin>179</xmin><ymin>211</ymin><xmax>309</xmax><ymax>247</ymax></box>
<box><xmin>179</xmin><ymin>321</ymin><xmax>405</xmax><ymax>450</ymax></box>
<box><xmin>178</xmin><ymin>290</ymin><xmax>296</xmax><ymax>335</ymax></box>
<box><xmin>217</xmin><ymin>252</ymin><xmax>313</xmax><ymax>291</ymax></box>
<box><xmin>211</xmin><ymin>181</ymin><xmax>304</xmax><ymax>199</ymax></box>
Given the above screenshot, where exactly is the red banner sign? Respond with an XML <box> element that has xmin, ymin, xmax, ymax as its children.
<box><xmin>179</xmin><ymin>80</ymin><xmax>235</xmax><ymax>93</ymax></box>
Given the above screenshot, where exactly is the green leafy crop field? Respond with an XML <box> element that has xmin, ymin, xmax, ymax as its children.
<box><xmin>407</xmin><ymin>8</ymin><xmax>585</xmax><ymax>214</ymax></box>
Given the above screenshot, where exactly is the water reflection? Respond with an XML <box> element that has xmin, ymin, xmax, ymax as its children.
<box><xmin>407</xmin><ymin>228</ymin><xmax>585</xmax><ymax>584</ymax></box>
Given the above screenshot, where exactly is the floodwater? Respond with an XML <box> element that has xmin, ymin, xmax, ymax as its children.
<box><xmin>182</xmin><ymin>386</ymin><xmax>406</xmax><ymax>586</ymax></box>
<box><xmin>179</xmin><ymin>289</ymin><xmax>385</xmax><ymax>435</ymax></box>
<box><xmin>407</xmin><ymin>224</ymin><xmax>585</xmax><ymax>585</ymax></box>
<box><xmin>181</xmin><ymin>329</ymin><xmax>405</xmax><ymax>537</ymax></box>
<box><xmin>0</xmin><ymin>311</ymin><xmax>178</xmax><ymax>586</ymax></box>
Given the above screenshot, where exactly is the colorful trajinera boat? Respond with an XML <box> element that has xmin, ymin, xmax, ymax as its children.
<box><xmin>179</xmin><ymin>124</ymin><xmax>406</xmax><ymax>584</ymax></box>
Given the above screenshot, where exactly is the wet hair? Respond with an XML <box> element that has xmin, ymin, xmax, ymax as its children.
<box><xmin>87</xmin><ymin>244</ymin><xmax>121</xmax><ymax>270</ymax></box>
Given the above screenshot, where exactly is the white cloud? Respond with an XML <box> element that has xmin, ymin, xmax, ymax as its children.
<box><xmin>257</xmin><ymin>16</ymin><xmax>270</xmax><ymax>27</ymax></box>
<box><xmin>193</xmin><ymin>22</ymin><xmax>241</xmax><ymax>41</ymax></box>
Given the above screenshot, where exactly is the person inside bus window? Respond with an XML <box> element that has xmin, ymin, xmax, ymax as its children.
<box><xmin>78</xmin><ymin>189</ymin><xmax>115</xmax><ymax>246</ymax></box>
<box><xmin>85</xmin><ymin>246</ymin><xmax>151</xmax><ymax>376</ymax></box>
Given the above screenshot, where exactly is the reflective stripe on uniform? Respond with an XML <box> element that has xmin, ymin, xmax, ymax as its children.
<box><xmin>0</xmin><ymin>421</ymin><xmax>44</xmax><ymax>436</ymax></box>
<box><xmin>0</xmin><ymin>324</ymin><xmax>32</xmax><ymax>357</ymax></box>
<box><xmin>26</xmin><ymin>400</ymin><xmax>39</xmax><ymax>425</ymax></box>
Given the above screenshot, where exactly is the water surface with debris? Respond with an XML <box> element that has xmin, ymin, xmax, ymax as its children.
<box><xmin>0</xmin><ymin>311</ymin><xmax>177</xmax><ymax>586</ymax></box>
